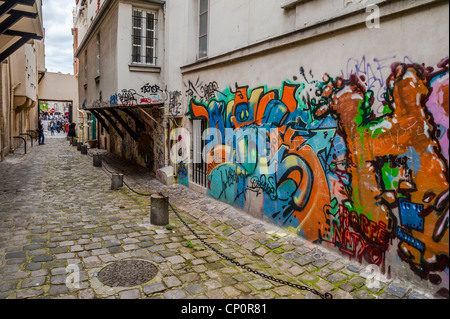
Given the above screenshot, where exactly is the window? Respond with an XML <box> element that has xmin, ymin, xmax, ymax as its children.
<box><xmin>198</xmin><ymin>0</ymin><xmax>208</xmax><ymax>59</ymax></box>
<box><xmin>132</xmin><ymin>9</ymin><xmax>157</xmax><ymax>65</ymax></box>
<box><xmin>192</xmin><ymin>119</ymin><xmax>207</xmax><ymax>187</ymax></box>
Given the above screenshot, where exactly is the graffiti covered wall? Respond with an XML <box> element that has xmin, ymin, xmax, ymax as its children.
<box><xmin>181</xmin><ymin>56</ymin><xmax>449</xmax><ymax>296</ymax></box>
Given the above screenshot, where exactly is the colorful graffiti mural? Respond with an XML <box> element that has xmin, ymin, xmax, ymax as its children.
<box><xmin>183</xmin><ymin>57</ymin><xmax>449</xmax><ymax>294</ymax></box>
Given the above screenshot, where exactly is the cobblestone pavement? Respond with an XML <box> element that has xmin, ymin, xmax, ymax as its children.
<box><xmin>0</xmin><ymin>136</ymin><xmax>437</xmax><ymax>300</ymax></box>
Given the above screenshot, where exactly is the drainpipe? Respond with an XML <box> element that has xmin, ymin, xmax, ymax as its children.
<box><xmin>9</xmin><ymin>56</ymin><xmax>20</xmax><ymax>152</ymax></box>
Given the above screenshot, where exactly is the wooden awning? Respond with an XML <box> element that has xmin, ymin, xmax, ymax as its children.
<box><xmin>0</xmin><ymin>0</ymin><xmax>43</xmax><ymax>62</ymax></box>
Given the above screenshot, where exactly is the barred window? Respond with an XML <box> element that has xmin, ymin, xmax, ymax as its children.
<box><xmin>132</xmin><ymin>9</ymin><xmax>157</xmax><ymax>65</ymax></box>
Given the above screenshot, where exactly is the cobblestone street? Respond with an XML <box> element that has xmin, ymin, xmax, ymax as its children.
<box><xmin>0</xmin><ymin>136</ymin><xmax>437</xmax><ymax>300</ymax></box>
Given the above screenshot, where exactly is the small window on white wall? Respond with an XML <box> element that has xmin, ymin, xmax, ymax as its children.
<box><xmin>198</xmin><ymin>0</ymin><xmax>208</xmax><ymax>59</ymax></box>
<box><xmin>132</xmin><ymin>9</ymin><xmax>157</xmax><ymax>65</ymax></box>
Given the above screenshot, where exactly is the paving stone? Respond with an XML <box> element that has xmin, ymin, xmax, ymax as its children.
<box><xmin>295</xmin><ymin>255</ymin><xmax>314</xmax><ymax>266</ymax></box>
<box><xmin>327</xmin><ymin>272</ymin><xmax>348</xmax><ymax>284</ymax></box>
<box><xmin>163</xmin><ymin>289</ymin><xmax>187</xmax><ymax>299</ymax></box>
<box><xmin>0</xmin><ymin>281</ymin><xmax>17</xmax><ymax>293</ymax></box>
<box><xmin>179</xmin><ymin>272</ymin><xmax>200</xmax><ymax>283</ymax></box>
<box><xmin>25</xmin><ymin>263</ymin><xmax>42</xmax><ymax>271</ymax></box>
<box><xmin>83</xmin><ymin>256</ymin><xmax>101</xmax><ymax>268</ymax></box>
<box><xmin>185</xmin><ymin>284</ymin><xmax>204</xmax><ymax>295</ymax></box>
<box><xmin>5</xmin><ymin>251</ymin><xmax>26</xmax><ymax>259</ymax></box>
<box><xmin>119</xmin><ymin>289</ymin><xmax>141</xmax><ymax>299</ymax></box>
<box><xmin>312</xmin><ymin>259</ymin><xmax>329</xmax><ymax>268</ymax></box>
<box><xmin>205</xmin><ymin>289</ymin><xmax>226</xmax><ymax>299</ymax></box>
<box><xmin>166</xmin><ymin>255</ymin><xmax>185</xmax><ymax>264</ymax></box>
<box><xmin>253</xmin><ymin>246</ymin><xmax>269</xmax><ymax>257</ymax></box>
<box><xmin>408</xmin><ymin>290</ymin><xmax>432</xmax><ymax>299</ymax></box>
<box><xmin>328</xmin><ymin>261</ymin><xmax>345</xmax><ymax>271</ymax></box>
<box><xmin>339</xmin><ymin>282</ymin><xmax>355</xmax><ymax>292</ymax></box>
<box><xmin>78</xmin><ymin>289</ymin><xmax>96</xmax><ymax>299</ymax></box>
<box><xmin>315</xmin><ymin>268</ymin><xmax>333</xmax><ymax>279</ymax></box>
<box><xmin>223</xmin><ymin>286</ymin><xmax>241</xmax><ymax>298</ymax></box>
<box><xmin>32</xmin><ymin>255</ymin><xmax>53</xmax><ymax>262</ymax></box>
<box><xmin>21</xmin><ymin>276</ymin><xmax>46</xmax><ymax>288</ymax></box>
<box><xmin>163</xmin><ymin>276</ymin><xmax>182</xmax><ymax>288</ymax></box>
<box><xmin>248</xmin><ymin>279</ymin><xmax>273</xmax><ymax>291</ymax></box>
<box><xmin>384</xmin><ymin>282</ymin><xmax>409</xmax><ymax>298</ymax></box>
<box><xmin>51</xmin><ymin>275</ymin><xmax>68</xmax><ymax>285</ymax></box>
<box><xmin>299</xmin><ymin>273</ymin><xmax>318</xmax><ymax>283</ymax></box>
<box><xmin>23</xmin><ymin>244</ymin><xmax>42</xmax><ymax>250</ymax></box>
<box><xmin>353</xmin><ymin>289</ymin><xmax>376</xmax><ymax>299</ymax></box>
<box><xmin>346</xmin><ymin>264</ymin><xmax>362</xmax><ymax>273</ymax></box>
<box><xmin>314</xmin><ymin>279</ymin><xmax>334</xmax><ymax>293</ymax></box>
<box><xmin>273</xmin><ymin>286</ymin><xmax>295</xmax><ymax>297</ymax></box>
<box><xmin>349</xmin><ymin>276</ymin><xmax>366</xmax><ymax>288</ymax></box>
<box><xmin>281</xmin><ymin>251</ymin><xmax>300</xmax><ymax>260</ymax></box>
<box><xmin>143</xmin><ymin>282</ymin><xmax>166</xmax><ymax>295</ymax></box>
<box><xmin>16</xmin><ymin>289</ymin><xmax>44</xmax><ymax>299</ymax></box>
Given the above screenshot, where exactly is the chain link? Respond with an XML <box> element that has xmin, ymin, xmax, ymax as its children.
<box><xmin>168</xmin><ymin>202</ymin><xmax>332</xmax><ymax>300</ymax></box>
<box><xmin>87</xmin><ymin>151</ymin><xmax>332</xmax><ymax>299</ymax></box>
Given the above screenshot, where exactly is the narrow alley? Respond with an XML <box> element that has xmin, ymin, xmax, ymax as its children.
<box><xmin>0</xmin><ymin>135</ymin><xmax>436</xmax><ymax>301</ymax></box>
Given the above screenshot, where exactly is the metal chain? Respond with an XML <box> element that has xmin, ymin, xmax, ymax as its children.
<box><xmin>86</xmin><ymin>151</ymin><xmax>332</xmax><ymax>299</ymax></box>
<box><xmin>168</xmin><ymin>201</ymin><xmax>332</xmax><ymax>300</ymax></box>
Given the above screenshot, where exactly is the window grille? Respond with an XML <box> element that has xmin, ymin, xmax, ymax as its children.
<box><xmin>132</xmin><ymin>9</ymin><xmax>157</xmax><ymax>65</ymax></box>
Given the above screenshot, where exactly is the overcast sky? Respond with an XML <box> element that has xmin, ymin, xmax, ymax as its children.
<box><xmin>42</xmin><ymin>0</ymin><xmax>74</xmax><ymax>74</ymax></box>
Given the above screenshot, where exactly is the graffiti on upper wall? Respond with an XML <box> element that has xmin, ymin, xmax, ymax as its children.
<box><xmin>101</xmin><ymin>84</ymin><xmax>168</xmax><ymax>107</ymax></box>
<box><xmin>184</xmin><ymin>56</ymin><xmax>449</xmax><ymax>293</ymax></box>
<box><xmin>185</xmin><ymin>77</ymin><xmax>228</xmax><ymax>102</ymax></box>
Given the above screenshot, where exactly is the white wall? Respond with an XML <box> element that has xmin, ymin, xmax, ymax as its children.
<box><xmin>116</xmin><ymin>1</ymin><xmax>165</xmax><ymax>99</ymax></box>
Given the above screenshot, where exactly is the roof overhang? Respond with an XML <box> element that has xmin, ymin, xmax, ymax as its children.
<box><xmin>0</xmin><ymin>0</ymin><xmax>44</xmax><ymax>62</ymax></box>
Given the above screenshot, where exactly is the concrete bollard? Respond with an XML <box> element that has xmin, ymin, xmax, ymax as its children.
<box><xmin>81</xmin><ymin>145</ymin><xmax>88</xmax><ymax>155</ymax></box>
<box><xmin>93</xmin><ymin>154</ymin><xmax>102</xmax><ymax>167</ymax></box>
<box><xmin>150</xmin><ymin>194</ymin><xmax>169</xmax><ymax>226</ymax></box>
<box><xmin>111</xmin><ymin>174</ymin><xmax>124</xmax><ymax>190</ymax></box>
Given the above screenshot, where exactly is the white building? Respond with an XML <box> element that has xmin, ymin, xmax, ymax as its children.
<box><xmin>74</xmin><ymin>0</ymin><xmax>449</xmax><ymax>296</ymax></box>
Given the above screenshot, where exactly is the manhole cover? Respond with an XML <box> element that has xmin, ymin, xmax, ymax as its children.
<box><xmin>97</xmin><ymin>260</ymin><xmax>158</xmax><ymax>287</ymax></box>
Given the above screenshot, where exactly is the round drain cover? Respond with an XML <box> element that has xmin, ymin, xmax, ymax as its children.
<box><xmin>97</xmin><ymin>260</ymin><xmax>158</xmax><ymax>287</ymax></box>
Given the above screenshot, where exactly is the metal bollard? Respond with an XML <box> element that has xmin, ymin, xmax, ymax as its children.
<box><xmin>111</xmin><ymin>174</ymin><xmax>124</xmax><ymax>190</ymax></box>
<box><xmin>77</xmin><ymin>142</ymin><xmax>82</xmax><ymax>151</ymax></box>
<box><xmin>81</xmin><ymin>145</ymin><xmax>88</xmax><ymax>155</ymax></box>
<box><xmin>150</xmin><ymin>194</ymin><xmax>169</xmax><ymax>226</ymax></box>
<box><xmin>93</xmin><ymin>154</ymin><xmax>102</xmax><ymax>167</ymax></box>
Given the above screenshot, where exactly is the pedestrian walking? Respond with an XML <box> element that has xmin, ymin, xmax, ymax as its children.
<box><xmin>50</xmin><ymin>120</ymin><xmax>55</xmax><ymax>136</ymax></box>
<box><xmin>65</xmin><ymin>120</ymin><xmax>70</xmax><ymax>134</ymax></box>
<box><xmin>38</xmin><ymin>120</ymin><xmax>45</xmax><ymax>145</ymax></box>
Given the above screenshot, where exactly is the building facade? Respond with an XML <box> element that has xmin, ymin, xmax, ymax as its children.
<box><xmin>0</xmin><ymin>0</ymin><xmax>44</xmax><ymax>161</ymax></box>
<box><xmin>75</xmin><ymin>0</ymin><xmax>449</xmax><ymax>297</ymax></box>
